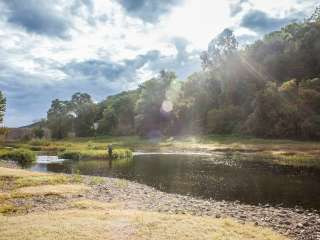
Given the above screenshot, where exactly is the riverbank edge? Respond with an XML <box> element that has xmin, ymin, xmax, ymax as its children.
<box><xmin>0</xmin><ymin>160</ymin><xmax>319</xmax><ymax>240</ymax></box>
<box><xmin>4</xmin><ymin>135</ymin><xmax>320</xmax><ymax>168</ymax></box>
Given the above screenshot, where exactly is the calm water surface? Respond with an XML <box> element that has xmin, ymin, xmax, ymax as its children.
<box><xmin>26</xmin><ymin>153</ymin><xmax>320</xmax><ymax>210</ymax></box>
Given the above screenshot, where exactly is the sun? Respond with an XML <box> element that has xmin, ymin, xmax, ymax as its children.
<box><xmin>163</xmin><ymin>0</ymin><xmax>233</xmax><ymax>49</ymax></box>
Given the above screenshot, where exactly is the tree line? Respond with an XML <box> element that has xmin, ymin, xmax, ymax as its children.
<box><xmin>20</xmin><ymin>8</ymin><xmax>320</xmax><ymax>140</ymax></box>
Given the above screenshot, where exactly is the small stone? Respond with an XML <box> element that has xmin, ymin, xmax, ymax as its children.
<box><xmin>215</xmin><ymin>214</ymin><xmax>221</xmax><ymax>218</ymax></box>
<box><xmin>280</xmin><ymin>220</ymin><xmax>291</xmax><ymax>225</ymax></box>
<box><xmin>297</xmin><ymin>223</ymin><xmax>303</xmax><ymax>228</ymax></box>
<box><xmin>303</xmin><ymin>222</ymin><xmax>309</xmax><ymax>227</ymax></box>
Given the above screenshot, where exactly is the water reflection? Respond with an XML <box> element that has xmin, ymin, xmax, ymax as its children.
<box><xmin>27</xmin><ymin>153</ymin><xmax>320</xmax><ymax>210</ymax></box>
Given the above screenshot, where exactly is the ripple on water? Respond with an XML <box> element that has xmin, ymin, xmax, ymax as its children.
<box><xmin>36</xmin><ymin>156</ymin><xmax>65</xmax><ymax>164</ymax></box>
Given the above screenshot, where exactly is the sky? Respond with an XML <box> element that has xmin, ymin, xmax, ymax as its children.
<box><xmin>0</xmin><ymin>0</ymin><xmax>317</xmax><ymax>127</ymax></box>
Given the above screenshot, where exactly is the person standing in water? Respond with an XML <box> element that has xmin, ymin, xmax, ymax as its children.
<box><xmin>107</xmin><ymin>144</ymin><xmax>113</xmax><ymax>159</ymax></box>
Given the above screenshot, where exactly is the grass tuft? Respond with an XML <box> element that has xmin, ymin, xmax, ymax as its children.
<box><xmin>89</xmin><ymin>176</ymin><xmax>105</xmax><ymax>185</ymax></box>
<box><xmin>70</xmin><ymin>171</ymin><xmax>84</xmax><ymax>183</ymax></box>
<box><xmin>58</xmin><ymin>151</ymin><xmax>82</xmax><ymax>160</ymax></box>
<box><xmin>14</xmin><ymin>175</ymin><xmax>69</xmax><ymax>188</ymax></box>
<box><xmin>115</xmin><ymin>179</ymin><xmax>129</xmax><ymax>188</ymax></box>
<box><xmin>58</xmin><ymin>148</ymin><xmax>132</xmax><ymax>160</ymax></box>
<box><xmin>12</xmin><ymin>184</ymin><xmax>90</xmax><ymax>198</ymax></box>
<box><xmin>0</xmin><ymin>203</ymin><xmax>19</xmax><ymax>215</ymax></box>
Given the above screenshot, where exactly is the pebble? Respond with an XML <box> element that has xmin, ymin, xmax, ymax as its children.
<box><xmin>6</xmin><ymin>172</ymin><xmax>320</xmax><ymax>240</ymax></box>
<box><xmin>297</xmin><ymin>223</ymin><xmax>303</xmax><ymax>228</ymax></box>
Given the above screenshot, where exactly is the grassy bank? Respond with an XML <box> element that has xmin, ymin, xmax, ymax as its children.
<box><xmin>0</xmin><ymin>149</ymin><xmax>36</xmax><ymax>164</ymax></box>
<box><xmin>0</xmin><ymin>166</ymin><xmax>287</xmax><ymax>240</ymax></box>
<box><xmin>0</xmin><ymin>209</ymin><xmax>286</xmax><ymax>240</ymax></box>
<box><xmin>1</xmin><ymin>134</ymin><xmax>320</xmax><ymax>167</ymax></box>
<box><xmin>1</xmin><ymin>138</ymin><xmax>133</xmax><ymax>161</ymax></box>
<box><xmin>58</xmin><ymin>148</ymin><xmax>132</xmax><ymax>160</ymax></box>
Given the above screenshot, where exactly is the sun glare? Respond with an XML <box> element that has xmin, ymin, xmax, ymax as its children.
<box><xmin>163</xmin><ymin>0</ymin><xmax>232</xmax><ymax>49</ymax></box>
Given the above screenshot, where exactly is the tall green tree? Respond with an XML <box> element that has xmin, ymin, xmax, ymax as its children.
<box><xmin>0</xmin><ymin>91</ymin><xmax>6</xmax><ymax>124</ymax></box>
<box><xmin>135</xmin><ymin>71</ymin><xmax>177</xmax><ymax>136</ymax></box>
<box><xmin>309</xmin><ymin>6</ymin><xmax>320</xmax><ymax>22</ymax></box>
<box><xmin>98</xmin><ymin>90</ymin><xmax>139</xmax><ymax>135</ymax></box>
<box><xmin>201</xmin><ymin>28</ymin><xmax>238</xmax><ymax>70</ymax></box>
<box><xmin>42</xmin><ymin>7</ymin><xmax>320</xmax><ymax>140</ymax></box>
<box><xmin>70</xmin><ymin>93</ymin><xmax>97</xmax><ymax>137</ymax></box>
<box><xmin>47</xmin><ymin>99</ymin><xmax>72</xmax><ymax>139</ymax></box>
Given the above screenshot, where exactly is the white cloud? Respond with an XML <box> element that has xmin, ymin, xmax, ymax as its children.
<box><xmin>162</xmin><ymin>0</ymin><xmax>233</xmax><ymax>49</ymax></box>
<box><xmin>0</xmin><ymin>0</ymin><xmax>317</xmax><ymax>126</ymax></box>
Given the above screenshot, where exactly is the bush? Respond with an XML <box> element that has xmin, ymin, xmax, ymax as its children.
<box><xmin>29</xmin><ymin>146</ymin><xmax>42</xmax><ymax>151</ymax></box>
<box><xmin>111</xmin><ymin>149</ymin><xmax>133</xmax><ymax>159</ymax></box>
<box><xmin>58</xmin><ymin>151</ymin><xmax>81</xmax><ymax>160</ymax></box>
<box><xmin>0</xmin><ymin>149</ymin><xmax>36</xmax><ymax>164</ymax></box>
<box><xmin>58</xmin><ymin>148</ymin><xmax>132</xmax><ymax>160</ymax></box>
<box><xmin>32</xmin><ymin>128</ymin><xmax>45</xmax><ymax>139</ymax></box>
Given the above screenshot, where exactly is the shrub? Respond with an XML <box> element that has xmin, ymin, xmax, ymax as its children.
<box><xmin>29</xmin><ymin>146</ymin><xmax>42</xmax><ymax>151</ymax></box>
<box><xmin>32</xmin><ymin>128</ymin><xmax>45</xmax><ymax>139</ymax></box>
<box><xmin>0</xmin><ymin>149</ymin><xmax>36</xmax><ymax>164</ymax></box>
<box><xmin>58</xmin><ymin>151</ymin><xmax>81</xmax><ymax>160</ymax></box>
<box><xmin>112</xmin><ymin>149</ymin><xmax>133</xmax><ymax>159</ymax></box>
<box><xmin>58</xmin><ymin>148</ymin><xmax>132</xmax><ymax>160</ymax></box>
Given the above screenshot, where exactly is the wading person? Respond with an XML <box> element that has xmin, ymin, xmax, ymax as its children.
<box><xmin>107</xmin><ymin>144</ymin><xmax>113</xmax><ymax>159</ymax></box>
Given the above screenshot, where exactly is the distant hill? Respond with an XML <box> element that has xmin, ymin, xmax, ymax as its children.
<box><xmin>19</xmin><ymin>121</ymin><xmax>43</xmax><ymax>129</ymax></box>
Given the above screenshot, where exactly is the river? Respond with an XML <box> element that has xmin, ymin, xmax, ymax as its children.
<box><xmin>25</xmin><ymin>152</ymin><xmax>320</xmax><ymax>210</ymax></box>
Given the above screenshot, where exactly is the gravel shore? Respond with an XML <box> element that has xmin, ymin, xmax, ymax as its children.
<box><xmin>2</xmin><ymin>160</ymin><xmax>320</xmax><ymax>240</ymax></box>
<box><xmin>82</xmin><ymin>176</ymin><xmax>320</xmax><ymax>240</ymax></box>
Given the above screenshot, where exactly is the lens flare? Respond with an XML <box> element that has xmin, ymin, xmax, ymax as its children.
<box><xmin>161</xmin><ymin>100</ymin><xmax>173</xmax><ymax>113</ymax></box>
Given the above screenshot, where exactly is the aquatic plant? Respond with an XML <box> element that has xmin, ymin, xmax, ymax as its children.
<box><xmin>58</xmin><ymin>148</ymin><xmax>132</xmax><ymax>160</ymax></box>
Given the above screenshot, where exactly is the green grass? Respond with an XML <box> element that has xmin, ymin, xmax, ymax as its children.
<box><xmin>58</xmin><ymin>148</ymin><xmax>132</xmax><ymax>160</ymax></box>
<box><xmin>2</xmin><ymin>138</ymin><xmax>133</xmax><ymax>162</ymax></box>
<box><xmin>14</xmin><ymin>175</ymin><xmax>70</xmax><ymax>188</ymax></box>
<box><xmin>271</xmin><ymin>153</ymin><xmax>320</xmax><ymax>168</ymax></box>
<box><xmin>0</xmin><ymin>199</ymin><xmax>31</xmax><ymax>215</ymax></box>
<box><xmin>0</xmin><ymin>167</ymin><xmax>84</xmax><ymax>190</ymax></box>
<box><xmin>58</xmin><ymin>151</ymin><xmax>82</xmax><ymax>160</ymax></box>
<box><xmin>115</xmin><ymin>179</ymin><xmax>129</xmax><ymax>188</ymax></box>
<box><xmin>0</xmin><ymin>149</ymin><xmax>36</xmax><ymax>164</ymax></box>
<box><xmin>70</xmin><ymin>170</ymin><xmax>84</xmax><ymax>183</ymax></box>
<box><xmin>2</xmin><ymin>134</ymin><xmax>320</xmax><ymax>168</ymax></box>
<box><xmin>89</xmin><ymin>176</ymin><xmax>105</xmax><ymax>185</ymax></box>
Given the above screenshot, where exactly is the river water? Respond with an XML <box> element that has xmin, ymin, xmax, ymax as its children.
<box><xmin>26</xmin><ymin>153</ymin><xmax>320</xmax><ymax>210</ymax></box>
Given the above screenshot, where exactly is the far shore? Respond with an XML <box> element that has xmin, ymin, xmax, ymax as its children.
<box><xmin>3</xmin><ymin>135</ymin><xmax>320</xmax><ymax>168</ymax></box>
